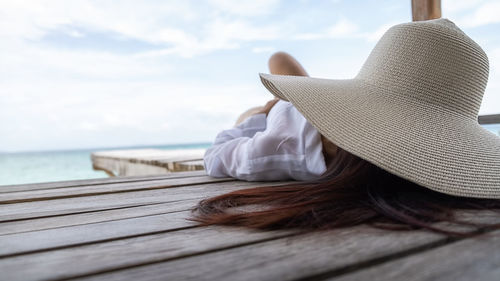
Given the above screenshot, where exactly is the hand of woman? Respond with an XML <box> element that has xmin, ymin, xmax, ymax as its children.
<box><xmin>234</xmin><ymin>98</ymin><xmax>280</xmax><ymax>127</ymax></box>
<box><xmin>257</xmin><ymin>98</ymin><xmax>280</xmax><ymax>116</ymax></box>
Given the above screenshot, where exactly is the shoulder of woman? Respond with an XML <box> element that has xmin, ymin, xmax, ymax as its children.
<box><xmin>267</xmin><ymin>102</ymin><xmax>309</xmax><ymax>132</ymax></box>
<box><xmin>268</xmin><ymin>100</ymin><xmax>293</xmax><ymax>116</ymax></box>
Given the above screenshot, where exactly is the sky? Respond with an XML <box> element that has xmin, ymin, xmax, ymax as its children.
<box><xmin>0</xmin><ymin>0</ymin><xmax>499</xmax><ymax>152</ymax></box>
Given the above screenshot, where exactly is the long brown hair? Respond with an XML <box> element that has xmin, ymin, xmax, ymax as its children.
<box><xmin>192</xmin><ymin>147</ymin><xmax>500</xmax><ymax>236</ymax></box>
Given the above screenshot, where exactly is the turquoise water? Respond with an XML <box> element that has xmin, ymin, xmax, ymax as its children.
<box><xmin>0</xmin><ymin>143</ymin><xmax>211</xmax><ymax>186</ymax></box>
<box><xmin>483</xmin><ymin>123</ymin><xmax>500</xmax><ymax>136</ymax></box>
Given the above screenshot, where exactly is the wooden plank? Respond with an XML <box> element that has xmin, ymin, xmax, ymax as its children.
<box><xmin>12</xmin><ymin>211</ymin><xmax>486</xmax><ymax>281</ymax></box>
<box><xmin>160</xmin><ymin>159</ymin><xmax>205</xmax><ymax>171</ymax></box>
<box><xmin>74</xmin><ymin>227</ymin><xmax>445</xmax><ymax>281</ymax></box>
<box><xmin>0</xmin><ymin>181</ymin><xmax>277</xmax><ymax>222</ymax></box>
<box><xmin>0</xmin><ymin>170</ymin><xmax>208</xmax><ymax>193</ymax></box>
<box><xmin>3</xmin><ymin>181</ymin><xmax>297</xmax><ymax>235</ymax></box>
<box><xmin>479</xmin><ymin>114</ymin><xmax>500</xmax><ymax>125</ymax></box>
<box><xmin>331</xmin><ymin>229</ymin><xmax>500</xmax><ymax>281</ymax></box>
<box><xmin>0</xmin><ymin>181</ymin><xmax>292</xmax><ymax>253</ymax></box>
<box><xmin>0</xmin><ymin>210</ymin><xmax>195</xmax><ymax>257</ymax></box>
<box><xmin>0</xmin><ymin>199</ymin><xmax>200</xmax><ymax>235</ymax></box>
<box><xmin>0</xmin><ymin>176</ymin><xmax>233</xmax><ymax>204</ymax></box>
<box><xmin>0</xmin><ymin>226</ymin><xmax>294</xmax><ymax>281</ymax></box>
<box><xmin>92</xmin><ymin>155</ymin><xmax>171</xmax><ymax>177</ymax></box>
<box><xmin>411</xmin><ymin>0</ymin><xmax>441</xmax><ymax>21</ymax></box>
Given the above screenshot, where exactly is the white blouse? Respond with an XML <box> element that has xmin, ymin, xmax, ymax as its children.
<box><xmin>204</xmin><ymin>100</ymin><xmax>327</xmax><ymax>181</ymax></box>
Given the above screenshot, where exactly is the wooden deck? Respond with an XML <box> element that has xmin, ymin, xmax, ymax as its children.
<box><xmin>91</xmin><ymin>149</ymin><xmax>206</xmax><ymax>177</ymax></box>
<box><xmin>1</xmin><ymin>171</ymin><xmax>499</xmax><ymax>281</ymax></box>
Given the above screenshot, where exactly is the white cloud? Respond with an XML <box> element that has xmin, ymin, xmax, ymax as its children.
<box><xmin>0</xmin><ymin>1</ymin><xmax>197</xmax><ymax>46</ymax></box>
<box><xmin>208</xmin><ymin>0</ymin><xmax>281</xmax><ymax>16</ymax></box>
<box><xmin>0</xmin><ymin>78</ymin><xmax>271</xmax><ymax>151</ymax></box>
<box><xmin>0</xmin><ymin>0</ymin><xmax>286</xmax><ymax>59</ymax></box>
<box><xmin>134</xmin><ymin>19</ymin><xmax>281</xmax><ymax>58</ymax></box>
<box><xmin>291</xmin><ymin>19</ymin><xmax>397</xmax><ymax>43</ymax></box>
<box><xmin>444</xmin><ymin>0</ymin><xmax>500</xmax><ymax>27</ymax></box>
<box><xmin>1</xmin><ymin>0</ymin><xmax>498</xmax><ymax>153</ymax></box>
<box><xmin>0</xmin><ymin>0</ymin><xmax>286</xmax><ymax>152</ymax></box>
<box><xmin>442</xmin><ymin>0</ymin><xmax>485</xmax><ymax>14</ymax></box>
<box><xmin>0</xmin><ymin>42</ymin><xmax>169</xmax><ymax>81</ymax></box>
<box><xmin>460</xmin><ymin>1</ymin><xmax>500</xmax><ymax>27</ymax></box>
<box><xmin>328</xmin><ymin>19</ymin><xmax>358</xmax><ymax>37</ymax></box>
<box><xmin>361</xmin><ymin>22</ymin><xmax>397</xmax><ymax>42</ymax></box>
<box><xmin>201</xmin><ymin>18</ymin><xmax>280</xmax><ymax>48</ymax></box>
<box><xmin>293</xmin><ymin>19</ymin><xmax>358</xmax><ymax>40</ymax></box>
<box><xmin>252</xmin><ymin>46</ymin><xmax>276</xmax><ymax>53</ymax></box>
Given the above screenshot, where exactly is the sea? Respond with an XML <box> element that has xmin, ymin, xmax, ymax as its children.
<box><xmin>0</xmin><ymin>143</ymin><xmax>212</xmax><ymax>186</ymax></box>
<box><xmin>1</xmin><ymin>124</ymin><xmax>499</xmax><ymax>187</ymax></box>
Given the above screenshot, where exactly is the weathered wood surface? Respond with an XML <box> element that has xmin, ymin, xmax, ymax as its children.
<box><xmin>91</xmin><ymin>148</ymin><xmax>206</xmax><ymax>177</ymax></box>
<box><xmin>1</xmin><ymin>171</ymin><xmax>499</xmax><ymax>281</ymax></box>
<box><xmin>332</xmin><ymin>229</ymin><xmax>500</xmax><ymax>281</ymax></box>
<box><xmin>479</xmin><ymin>114</ymin><xmax>500</xmax><ymax>125</ymax></box>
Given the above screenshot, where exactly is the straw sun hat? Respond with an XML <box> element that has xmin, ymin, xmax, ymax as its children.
<box><xmin>259</xmin><ymin>18</ymin><xmax>500</xmax><ymax>199</ymax></box>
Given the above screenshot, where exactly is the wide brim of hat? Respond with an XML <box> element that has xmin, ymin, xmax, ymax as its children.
<box><xmin>260</xmin><ymin>73</ymin><xmax>500</xmax><ymax>199</ymax></box>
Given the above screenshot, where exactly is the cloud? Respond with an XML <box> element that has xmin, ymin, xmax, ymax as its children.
<box><xmin>293</xmin><ymin>19</ymin><xmax>358</xmax><ymax>40</ymax></box>
<box><xmin>0</xmin><ymin>77</ymin><xmax>271</xmax><ymax>151</ymax></box>
<box><xmin>291</xmin><ymin>19</ymin><xmax>398</xmax><ymax>44</ymax></box>
<box><xmin>208</xmin><ymin>0</ymin><xmax>281</xmax><ymax>16</ymax></box>
<box><xmin>1</xmin><ymin>0</ymin><xmax>498</xmax><ymax>153</ymax></box>
<box><xmin>460</xmin><ymin>1</ymin><xmax>500</xmax><ymax>27</ymax></box>
<box><xmin>0</xmin><ymin>42</ymin><xmax>169</xmax><ymax>81</ymax></box>
<box><xmin>66</xmin><ymin>29</ymin><xmax>85</xmax><ymax>38</ymax></box>
<box><xmin>252</xmin><ymin>46</ymin><xmax>276</xmax><ymax>53</ymax></box>
<box><xmin>328</xmin><ymin>19</ymin><xmax>358</xmax><ymax>37</ymax></box>
<box><xmin>444</xmin><ymin>0</ymin><xmax>500</xmax><ymax>27</ymax></box>
<box><xmin>0</xmin><ymin>0</ymin><xmax>286</xmax><ymax>59</ymax></box>
<box><xmin>361</xmin><ymin>22</ymin><xmax>397</xmax><ymax>42</ymax></box>
<box><xmin>0</xmin><ymin>1</ymin><xmax>198</xmax><ymax>44</ymax></box>
<box><xmin>442</xmin><ymin>0</ymin><xmax>485</xmax><ymax>14</ymax></box>
<box><xmin>133</xmin><ymin>19</ymin><xmax>281</xmax><ymax>58</ymax></box>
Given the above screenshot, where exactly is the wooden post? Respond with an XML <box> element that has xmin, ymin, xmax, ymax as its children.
<box><xmin>411</xmin><ymin>0</ymin><xmax>441</xmax><ymax>21</ymax></box>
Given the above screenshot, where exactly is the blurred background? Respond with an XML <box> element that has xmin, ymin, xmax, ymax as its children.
<box><xmin>1</xmin><ymin>0</ymin><xmax>499</xmax><ymax>185</ymax></box>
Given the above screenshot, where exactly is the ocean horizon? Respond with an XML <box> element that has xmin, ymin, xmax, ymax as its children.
<box><xmin>0</xmin><ymin>142</ymin><xmax>212</xmax><ymax>186</ymax></box>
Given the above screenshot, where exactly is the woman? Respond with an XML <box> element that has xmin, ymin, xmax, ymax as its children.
<box><xmin>195</xmin><ymin>19</ymin><xmax>500</xmax><ymax>236</ymax></box>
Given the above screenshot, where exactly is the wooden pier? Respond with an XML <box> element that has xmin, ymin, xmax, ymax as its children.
<box><xmin>1</xmin><ymin>171</ymin><xmax>499</xmax><ymax>280</ymax></box>
<box><xmin>91</xmin><ymin>148</ymin><xmax>206</xmax><ymax>177</ymax></box>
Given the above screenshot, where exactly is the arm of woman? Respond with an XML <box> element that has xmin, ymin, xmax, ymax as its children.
<box><xmin>204</xmin><ymin>119</ymin><xmax>293</xmax><ymax>181</ymax></box>
<box><xmin>204</xmin><ymin>100</ymin><xmax>325</xmax><ymax>181</ymax></box>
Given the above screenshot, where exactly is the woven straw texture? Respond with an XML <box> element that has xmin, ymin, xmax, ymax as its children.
<box><xmin>260</xmin><ymin>19</ymin><xmax>500</xmax><ymax>199</ymax></box>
